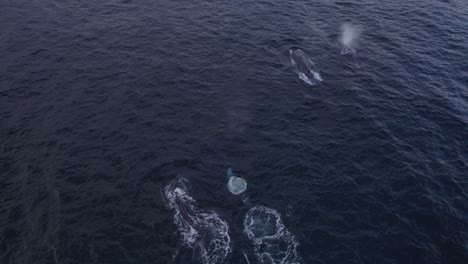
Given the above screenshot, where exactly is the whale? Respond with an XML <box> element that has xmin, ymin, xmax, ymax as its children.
<box><xmin>341</xmin><ymin>45</ymin><xmax>356</xmax><ymax>55</ymax></box>
<box><xmin>289</xmin><ymin>48</ymin><xmax>322</xmax><ymax>85</ymax></box>
<box><xmin>341</xmin><ymin>45</ymin><xmax>359</xmax><ymax>68</ymax></box>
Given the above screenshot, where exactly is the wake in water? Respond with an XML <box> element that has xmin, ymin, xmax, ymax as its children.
<box><xmin>340</xmin><ymin>23</ymin><xmax>361</xmax><ymax>55</ymax></box>
<box><xmin>163</xmin><ymin>175</ymin><xmax>231</xmax><ymax>264</ymax></box>
<box><xmin>244</xmin><ymin>206</ymin><xmax>302</xmax><ymax>264</ymax></box>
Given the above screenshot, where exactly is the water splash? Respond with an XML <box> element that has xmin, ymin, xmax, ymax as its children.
<box><xmin>308</xmin><ymin>59</ymin><xmax>323</xmax><ymax>82</ymax></box>
<box><xmin>163</xmin><ymin>176</ymin><xmax>231</xmax><ymax>264</ymax></box>
<box><xmin>340</xmin><ymin>23</ymin><xmax>361</xmax><ymax>54</ymax></box>
<box><xmin>227</xmin><ymin>167</ymin><xmax>247</xmax><ymax>195</ymax></box>
<box><xmin>244</xmin><ymin>206</ymin><xmax>302</xmax><ymax>264</ymax></box>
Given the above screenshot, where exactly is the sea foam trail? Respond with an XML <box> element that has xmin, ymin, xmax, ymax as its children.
<box><xmin>244</xmin><ymin>206</ymin><xmax>302</xmax><ymax>264</ymax></box>
<box><xmin>163</xmin><ymin>176</ymin><xmax>231</xmax><ymax>264</ymax></box>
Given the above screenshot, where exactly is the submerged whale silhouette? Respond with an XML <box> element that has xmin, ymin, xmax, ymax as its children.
<box><xmin>289</xmin><ymin>47</ymin><xmax>322</xmax><ymax>85</ymax></box>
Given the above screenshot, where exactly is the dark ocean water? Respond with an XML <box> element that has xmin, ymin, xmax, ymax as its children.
<box><xmin>1</xmin><ymin>0</ymin><xmax>467</xmax><ymax>263</ymax></box>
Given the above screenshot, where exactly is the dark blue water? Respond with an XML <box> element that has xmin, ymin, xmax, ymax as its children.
<box><xmin>1</xmin><ymin>0</ymin><xmax>467</xmax><ymax>263</ymax></box>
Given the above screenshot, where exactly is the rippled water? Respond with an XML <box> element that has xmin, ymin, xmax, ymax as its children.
<box><xmin>1</xmin><ymin>0</ymin><xmax>467</xmax><ymax>263</ymax></box>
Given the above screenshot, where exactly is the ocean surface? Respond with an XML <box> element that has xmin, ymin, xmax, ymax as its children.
<box><xmin>1</xmin><ymin>0</ymin><xmax>467</xmax><ymax>263</ymax></box>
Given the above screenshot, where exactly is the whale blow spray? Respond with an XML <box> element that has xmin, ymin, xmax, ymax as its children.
<box><xmin>340</xmin><ymin>23</ymin><xmax>361</xmax><ymax>55</ymax></box>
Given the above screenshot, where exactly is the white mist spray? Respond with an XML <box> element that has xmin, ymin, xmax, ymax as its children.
<box><xmin>340</xmin><ymin>23</ymin><xmax>361</xmax><ymax>54</ymax></box>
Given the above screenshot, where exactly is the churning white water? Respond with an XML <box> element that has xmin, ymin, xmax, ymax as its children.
<box><xmin>163</xmin><ymin>176</ymin><xmax>231</xmax><ymax>264</ymax></box>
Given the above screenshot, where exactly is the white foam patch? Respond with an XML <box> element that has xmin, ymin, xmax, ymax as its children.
<box><xmin>298</xmin><ymin>72</ymin><xmax>314</xmax><ymax>86</ymax></box>
<box><xmin>163</xmin><ymin>176</ymin><xmax>231</xmax><ymax>264</ymax></box>
<box><xmin>307</xmin><ymin>58</ymin><xmax>323</xmax><ymax>82</ymax></box>
<box><xmin>228</xmin><ymin>176</ymin><xmax>247</xmax><ymax>195</ymax></box>
<box><xmin>311</xmin><ymin>70</ymin><xmax>323</xmax><ymax>82</ymax></box>
<box><xmin>244</xmin><ymin>206</ymin><xmax>302</xmax><ymax>264</ymax></box>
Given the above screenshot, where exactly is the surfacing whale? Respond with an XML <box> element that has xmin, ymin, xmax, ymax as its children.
<box><xmin>341</xmin><ymin>46</ymin><xmax>356</xmax><ymax>55</ymax></box>
<box><xmin>289</xmin><ymin>48</ymin><xmax>322</xmax><ymax>85</ymax></box>
<box><xmin>341</xmin><ymin>45</ymin><xmax>359</xmax><ymax>68</ymax></box>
